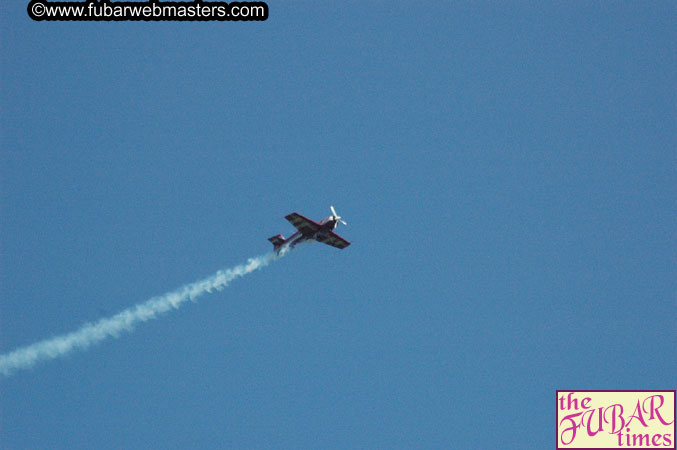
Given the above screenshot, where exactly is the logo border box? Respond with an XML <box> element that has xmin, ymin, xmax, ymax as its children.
<box><xmin>556</xmin><ymin>390</ymin><xmax>676</xmax><ymax>450</ymax></box>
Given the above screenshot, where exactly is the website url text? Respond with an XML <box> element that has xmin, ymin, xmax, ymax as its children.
<box><xmin>28</xmin><ymin>0</ymin><xmax>269</xmax><ymax>22</ymax></box>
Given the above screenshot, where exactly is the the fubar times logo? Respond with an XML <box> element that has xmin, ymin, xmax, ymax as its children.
<box><xmin>557</xmin><ymin>391</ymin><xmax>675</xmax><ymax>449</ymax></box>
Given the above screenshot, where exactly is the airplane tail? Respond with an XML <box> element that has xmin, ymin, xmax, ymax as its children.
<box><xmin>268</xmin><ymin>234</ymin><xmax>285</xmax><ymax>251</ymax></box>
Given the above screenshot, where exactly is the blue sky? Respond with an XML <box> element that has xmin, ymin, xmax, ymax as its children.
<box><xmin>1</xmin><ymin>1</ymin><xmax>675</xmax><ymax>448</ymax></box>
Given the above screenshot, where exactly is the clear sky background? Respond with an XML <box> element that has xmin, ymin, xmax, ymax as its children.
<box><xmin>1</xmin><ymin>2</ymin><xmax>675</xmax><ymax>449</ymax></box>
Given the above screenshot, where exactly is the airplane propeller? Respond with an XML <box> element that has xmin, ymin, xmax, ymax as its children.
<box><xmin>330</xmin><ymin>205</ymin><xmax>347</xmax><ymax>226</ymax></box>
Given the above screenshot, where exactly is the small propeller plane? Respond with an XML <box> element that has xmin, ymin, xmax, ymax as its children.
<box><xmin>268</xmin><ymin>206</ymin><xmax>351</xmax><ymax>253</ymax></box>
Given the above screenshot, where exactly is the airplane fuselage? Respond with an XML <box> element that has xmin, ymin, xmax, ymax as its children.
<box><xmin>283</xmin><ymin>217</ymin><xmax>338</xmax><ymax>249</ymax></box>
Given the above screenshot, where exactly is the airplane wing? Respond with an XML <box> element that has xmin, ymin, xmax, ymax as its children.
<box><xmin>285</xmin><ymin>213</ymin><xmax>320</xmax><ymax>235</ymax></box>
<box><xmin>316</xmin><ymin>231</ymin><xmax>351</xmax><ymax>249</ymax></box>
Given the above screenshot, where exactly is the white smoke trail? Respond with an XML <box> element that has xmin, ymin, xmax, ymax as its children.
<box><xmin>0</xmin><ymin>252</ymin><xmax>284</xmax><ymax>378</ymax></box>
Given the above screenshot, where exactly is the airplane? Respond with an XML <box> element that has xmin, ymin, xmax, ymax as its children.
<box><xmin>268</xmin><ymin>206</ymin><xmax>351</xmax><ymax>253</ymax></box>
